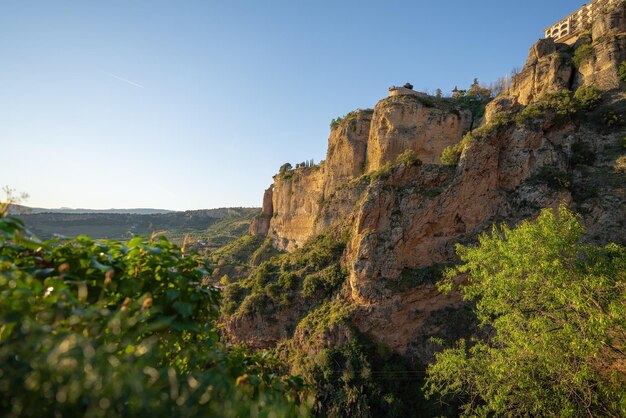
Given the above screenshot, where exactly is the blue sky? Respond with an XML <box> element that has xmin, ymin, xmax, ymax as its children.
<box><xmin>0</xmin><ymin>1</ymin><xmax>581</xmax><ymax>210</ymax></box>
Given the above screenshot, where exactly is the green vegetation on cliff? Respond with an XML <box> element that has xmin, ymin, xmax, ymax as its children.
<box><xmin>221</xmin><ymin>226</ymin><xmax>349</xmax><ymax>319</ymax></box>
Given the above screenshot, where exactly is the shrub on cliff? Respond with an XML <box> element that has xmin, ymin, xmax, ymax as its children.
<box><xmin>0</xmin><ymin>216</ymin><xmax>309</xmax><ymax>417</ymax></box>
<box><xmin>426</xmin><ymin>206</ymin><xmax>626</xmax><ymax>417</ymax></box>
<box><xmin>228</xmin><ymin>226</ymin><xmax>348</xmax><ymax>318</ymax></box>
<box><xmin>538</xmin><ymin>89</ymin><xmax>579</xmax><ymax>116</ymax></box>
<box><xmin>515</xmin><ymin>103</ymin><xmax>544</xmax><ymax>127</ymax></box>
<box><xmin>572</xmin><ymin>41</ymin><xmax>593</xmax><ymax>68</ymax></box>
<box><xmin>574</xmin><ymin>85</ymin><xmax>602</xmax><ymax>109</ymax></box>
<box><xmin>396</xmin><ymin>149</ymin><xmax>422</xmax><ymax>167</ymax></box>
<box><xmin>440</xmin><ymin>133</ymin><xmax>474</xmax><ymax>166</ymax></box>
<box><xmin>278</xmin><ymin>162</ymin><xmax>293</xmax><ymax>175</ymax></box>
<box><xmin>618</xmin><ymin>61</ymin><xmax>626</xmax><ymax>82</ymax></box>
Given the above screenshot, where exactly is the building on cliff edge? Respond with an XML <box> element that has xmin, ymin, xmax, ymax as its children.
<box><xmin>388</xmin><ymin>82</ymin><xmax>428</xmax><ymax>97</ymax></box>
<box><xmin>545</xmin><ymin>0</ymin><xmax>621</xmax><ymax>44</ymax></box>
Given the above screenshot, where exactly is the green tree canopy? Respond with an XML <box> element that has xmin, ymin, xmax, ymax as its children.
<box><xmin>426</xmin><ymin>206</ymin><xmax>626</xmax><ymax>417</ymax></box>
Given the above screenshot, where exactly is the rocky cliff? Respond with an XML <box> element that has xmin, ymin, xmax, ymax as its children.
<box><xmin>254</xmin><ymin>95</ymin><xmax>474</xmax><ymax>252</ymax></box>
<box><xmin>240</xmin><ymin>0</ymin><xmax>626</xmax><ymax>371</ymax></box>
<box><xmin>509</xmin><ymin>3</ymin><xmax>626</xmax><ymax>104</ymax></box>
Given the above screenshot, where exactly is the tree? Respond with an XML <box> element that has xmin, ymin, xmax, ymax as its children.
<box><xmin>279</xmin><ymin>162</ymin><xmax>293</xmax><ymax>175</ymax></box>
<box><xmin>435</xmin><ymin>88</ymin><xmax>442</xmax><ymax>98</ymax></box>
<box><xmin>426</xmin><ymin>206</ymin><xmax>626</xmax><ymax>417</ymax></box>
<box><xmin>467</xmin><ymin>78</ymin><xmax>492</xmax><ymax>100</ymax></box>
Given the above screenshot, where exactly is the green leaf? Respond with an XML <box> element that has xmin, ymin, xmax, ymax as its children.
<box><xmin>173</xmin><ymin>301</ymin><xmax>193</xmax><ymax>318</ymax></box>
<box><xmin>127</xmin><ymin>237</ymin><xmax>144</xmax><ymax>248</ymax></box>
<box><xmin>166</xmin><ymin>289</ymin><xmax>180</xmax><ymax>301</ymax></box>
<box><xmin>90</xmin><ymin>258</ymin><xmax>111</xmax><ymax>271</ymax></box>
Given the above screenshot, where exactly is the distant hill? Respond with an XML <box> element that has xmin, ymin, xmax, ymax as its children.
<box><xmin>8</xmin><ymin>204</ymin><xmax>173</xmax><ymax>215</ymax></box>
<box><xmin>14</xmin><ymin>207</ymin><xmax>260</xmax><ymax>250</ymax></box>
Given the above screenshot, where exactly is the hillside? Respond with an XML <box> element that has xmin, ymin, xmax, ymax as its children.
<box><xmin>220</xmin><ymin>2</ymin><xmax>626</xmax><ymax>415</ymax></box>
<box><xmin>16</xmin><ymin>207</ymin><xmax>259</xmax><ymax>250</ymax></box>
<box><xmin>7</xmin><ymin>205</ymin><xmax>174</xmax><ymax>215</ymax></box>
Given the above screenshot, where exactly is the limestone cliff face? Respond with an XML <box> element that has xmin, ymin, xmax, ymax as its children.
<box><xmin>253</xmin><ymin>95</ymin><xmax>472</xmax><ymax>251</ymax></box>
<box><xmin>266</xmin><ymin>167</ymin><xmax>324</xmax><ymax>251</ymax></box>
<box><xmin>322</xmin><ymin>110</ymin><xmax>372</xmax><ymax>198</ymax></box>
<box><xmin>508</xmin><ymin>38</ymin><xmax>574</xmax><ymax>105</ymax></box>
<box><xmin>249</xmin><ymin>186</ymin><xmax>273</xmax><ymax>236</ymax></box>
<box><xmin>509</xmin><ymin>2</ymin><xmax>626</xmax><ymax>104</ymax></box>
<box><xmin>366</xmin><ymin>95</ymin><xmax>472</xmax><ymax>171</ymax></box>
<box><xmin>347</xmin><ymin>122</ymin><xmax>576</xmax><ymax>305</ymax></box>
<box><xmin>579</xmin><ymin>3</ymin><xmax>626</xmax><ymax>90</ymax></box>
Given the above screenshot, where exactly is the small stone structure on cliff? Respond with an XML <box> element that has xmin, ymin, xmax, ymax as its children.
<box><xmin>388</xmin><ymin>82</ymin><xmax>428</xmax><ymax>97</ymax></box>
<box><xmin>544</xmin><ymin>0</ymin><xmax>620</xmax><ymax>44</ymax></box>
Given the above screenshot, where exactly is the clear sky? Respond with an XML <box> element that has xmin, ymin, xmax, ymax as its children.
<box><xmin>0</xmin><ymin>1</ymin><xmax>582</xmax><ymax>210</ymax></box>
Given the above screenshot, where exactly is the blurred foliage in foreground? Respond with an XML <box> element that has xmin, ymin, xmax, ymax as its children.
<box><xmin>0</xmin><ymin>216</ymin><xmax>310</xmax><ymax>417</ymax></box>
<box><xmin>426</xmin><ymin>206</ymin><xmax>626</xmax><ymax>417</ymax></box>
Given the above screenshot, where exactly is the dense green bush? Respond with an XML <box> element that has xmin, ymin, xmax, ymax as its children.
<box><xmin>572</xmin><ymin>41</ymin><xmax>593</xmax><ymax>67</ymax></box>
<box><xmin>515</xmin><ymin>103</ymin><xmax>544</xmax><ymax>127</ymax></box>
<box><xmin>618</xmin><ymin>61</ymin><xmax>626</xmax><ymax>82</ymax></box>
<box><xmin>440</xmin><ymin>133</ymin><xmax>474</xmax><ymax>166</ymax></box>
<box><xmin>301</xmin><ymin>265</ymin><xmax>345</xmax><ymax>298</ymax></box>
<box><xmin>0</xmin><ymin>217</ymin><xmax>308</xmax><ymax>417</ymax></box>
<box><xmin>538</xmin><ymin>89</ymin><xmax>579</xmax><ymax>116</ymax></box>
<box><xmin>570</xmin><ymin>140</ymin><xmax>596</xmax><ymax>166</ymax></box>
<box><xmin>426</xmin><ymin>206</ymin><xmax>626</xmax><ymax>417</ymax></box>
<box><xmin>574</xmin><ymin>85</ymin><xmax>602</xmax><ymax>109</ymax></box>
<box><xmin>228</xmin><ymin>226</ymin><xmax>348</xmax><ymax>319</ymax></box>
<box><xmin>221</xmin><ymin>282</ymin><xmax>248</xmax><ymax>315</ymax></box>
<box><xmin>395</xmin><ymin>149</ymin><xmax>421</xmax><ymax>167</ymax></box>
<box><xmin>529</xmin><ymin>166</ymin><xmax>572</xmax><ymax>189</ymax></box>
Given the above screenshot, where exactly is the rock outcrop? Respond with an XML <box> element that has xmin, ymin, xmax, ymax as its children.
<box><xmin>509</xmin><ymin>1</ymin><xmax>626</xmax><ymax>104</ymax></box>
<box><xmin>249</xmin><ymin>186</ymin><xmax>274</xmax><ymax>236</ymax></box>
<box><xmin>365</xmin><ymin>95</ymin><xmax>473</xmax><ymax>171</ymax></box>
<box><xmin>579</xmin><ymin>2</ymin><xmax>626</xmax><ymax>90</ymax></box>
<box><xmin>322</xmin><ymin>109</ymin><xmax>372</xmax><ymax>198</ymax></box>
<box><xmin>508</xmin><ymin>38</ymin><xmax>575</xmax><ymax>105</ymax></box>
<box><xmin>254</xmin><ymin>95</ymin><xmax>473</xmax><ymax>251</ymax></box>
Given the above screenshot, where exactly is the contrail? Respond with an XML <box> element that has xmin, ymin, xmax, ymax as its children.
<box><xmin>102</xmin><ymin>71</ymin><xmax>145</xmax><ymax>89</ymax></box>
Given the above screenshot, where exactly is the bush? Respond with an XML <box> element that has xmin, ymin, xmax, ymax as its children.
<box><xmin>427</xmin><ymin>206</ymin><xmax>626</xmax><ymax>417</ymax></box>
<box><xmin>570</xmin><ymin>140</ymin><xmax>596</xmax><ymax>166</ymax></box>
<box><xmin>396</xmin><ymin>149</ymin><xmax>421</xmax><ymax>167</ymax></box>
<box><xmin>237</xmin><ymin>292</ymin><xmax>273</xmax><ymax>317</ymax></box>
<box><xmin>222</xmin><ymin>282</ymin><xmax>247</xmax><ymax>315</ymax></box>
<box><xmin>0</xmin><ymin>217</ymin><xmax>308</xmax><ymax>417</ymax></box>
<box><xmin>440</xmin><ymin>133</ymin><xmax>474</xmax><ymax>166</ymax></box>
<box><xmin>574</xmin><ymin>85</ymin><xmax>602</xmax><ymax>109</ymax></box>
<box><xmin>619</xmin><ymin>61</ymin><xmax>626</xmax><ymax>82</ymax></box>
<box><xmin>301</xmin><ymin>274</ymin><xmax>324</xmax><ymax>298</ymax></box>
<box><xmin>572</xmin><ymin>41</ymin><xmax>593</xmax><ymax>67</ymax></box>
<box><xmin>440</xmin><ymin>145</ymin><xmax>460</xmax><ymax>166</ymax></box>
<box><xmin>278</xmin><ymin>272</ymin><xmax>298</xmax><ymax>290</ymax></box>
<box><xmin>529</xmin><ymin>166</ymin><xmax>572</xmax><ymax>189</ymax></box>
<box><xmin>515</xmin><ymin>104</ymin><xmax>544</xmax><ymax>127</ymax></box>
<box><xmin>538</xmin><ymin>90</ymin><xmax>579</xmax><ymax>116</ymax></box>
<box><xmin>370</xmin><ymin>162</ymin><xmax>393</xmax><ymax>181</ymax></box>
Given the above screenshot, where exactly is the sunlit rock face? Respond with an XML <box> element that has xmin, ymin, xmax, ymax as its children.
<box><xmin>365</xmin><ymin>95</ymin><xmax>472</xmax><ymax>171</ymax></box>
<box><xmin>245</xmin><ymin>3</ymin><xmax>626</xmax><ymax>361</ymax></box>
